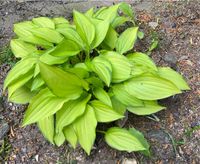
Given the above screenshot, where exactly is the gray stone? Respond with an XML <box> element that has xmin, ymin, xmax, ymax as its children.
<box><xmin>122</xmin><ymin>158</ymin><xmax>137</xmax><ymax>164</ymax></box>
<box><xmin>0</xmin><ymin>119</ymin><xmax>9</xmax><ymax>139</ymax></box>
<box><xmin>163</xmin><ymin>54</ymin><xmax>178</xmax><ymax>64</ymax></box>
<box><xmin>149</xmin><ymin>21</ymin><xmax>159</xmax><ymax>29</ymax></box>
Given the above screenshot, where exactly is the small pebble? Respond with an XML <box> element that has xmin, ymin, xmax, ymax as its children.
<box><xmin>149</xmin><ymin>21</ymin><xmax>159</xmax><ymax>29</ymax></box>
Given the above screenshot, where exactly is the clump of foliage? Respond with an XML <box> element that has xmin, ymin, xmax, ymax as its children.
<box><xmin>3</xmin><ymin>3</ymin><xmax>190</xmax><ymax>155</ymax></box>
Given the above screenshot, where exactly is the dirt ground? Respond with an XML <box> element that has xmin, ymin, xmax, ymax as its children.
<box><xmin>0</xmin><ymin>0</ymin><xmax>200</xmax><ymax>163</ymax></box>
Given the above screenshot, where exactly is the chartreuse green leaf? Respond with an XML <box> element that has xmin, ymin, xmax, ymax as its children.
<box><xmin>112</xmin><ymin>16</ymin><xmax>129</xmax><ymax>29</ymax></box>
<box><xmin>116</xmin><ymin>27</ymin><xmax>138</xmax><ymax>54</ymax></box>
<box><xmin>85</xmin><ymin>8</ymin><xmax>94</xmax><ymax>17</ymax></box>
<box><xmin>31</xmin><ymin>75</ymin><xmax>45</xmax><ymax>91</ymax></box>
<box><xmin>73</xmin><ymin>10</ymin><xmax>95</xmax><ymax>48</ymax></box>
<box><xmin>95</xmin><ymin>4</ymin><xmax>120</xmax><ymax>23</ymax></box>
<box><xmin>91</xmin><ymin>19</ymin><xmax>109</xmax><ymax>49</ymax></box>
<box><xmin>9</xmin><ymin>86</ymin><xmax>35</xmax><ymax>104</ymax></box>
<box><xmin>54</xmin><ymin>131</ymin><xmax>65</xmax><ymax>146</ymax></box>
<box><xmin>157</xmin><ymin>67</ymin><xmax>190</xmax><ymax>90</ymax></box>
<box><xmin>110</xmin><ymin>96</ymin><xmax>126</xmax><ymax>115</ymax></box>
<box><xmin>90</xmin><ymin>100</ymin><xmax>124</xmax><ymax>122</ymax></box>
<box><xmin>63</xmin><ymin>125</ymin><xmax>77</xmax><ymax>148</ymax></box>
<box><xmin>8</xmin><ymin>71</ymin><xmax>34</xmax><ymax>102</ymax></box>
<box><xmin>4</xmin><ymin>57</ymin><xmax>37</xmax><ymax>90</ymax></box>
<box><xmin>127</xmin><ymin>52</ymin><xmax>157</xmax><ymax>71</ymax></box>
<box><xmin>127</xmin><ymin>101</ymin><xmax>165</xmax><ymax>115</ymax></box>
<box><xmin>39</xmin><ymin>62</ymin><xmax>88</xmax><ymax>98</ymax></box>
<box><xmin>102</xmin><ymin>51</ymin><xmax>132</xmax><ymax>83</ymax></box>
<box><xmin>124</xmin><ymin>74</ymin><xmax>181</xmax><ymax>100</ymax></box>
<box><xmin>68</xmin><ymin>67</ymin><xmax>89</xmax><ymax>79</ymax></box>
<box><xmin>91</xmin><ymin>56</ymin><xmax>112</xmax><ymax>86</ymax></box>
<box><xmin>10</xmin><ymin>39</ymin><xmax>38</xmax><ymax>58</ymax></box>
<box><xmin>73</xmin><ymin>105</ymin><xmax>97</xmax><ymax>155</ymax></box>
<box><xmin>102</xmin><ymin>26</ymin><xmax>118</xmax><ymax>50</ymax></box>
<box><xmin>129</xmin><ymin>128</ymin><xmax>150</xmax><ymax>156</ymax></box>
<box><xmin>93</xmin><ymin>87</ymin><xmax>112</xmax><ymax>107</ymax></box>
<box><xmin>56</xmin><ymin>26</ymin><xmax>84</xmax><ymax>48</ymax></box>
<box><xmin>53</xmin><ymin>17</ymin><xmax>69</xmax><ymax>25</ymax></box>
<box><xmin>137</xmin><ymin>31</ymin><xmax>144</xmax><ymax>39</ymax></box>
<box><xmin>49</xmin><ymin>39</ymin><xmax>81</xmax><ymax>57</ymax></box>
<box><xmin>32</xmin><ymin>17</ymin><xmax>55</xmax><ymax>29</ymax></box>
<box><xmin>119</xmin><ymin>2</ymin><xmax>134</xmax><ymax>18</ymax></box>
<box><xmin>30</xmin><ymin>28</ymin><xmax>63</xmax><ymax>44</ymax></box>
<box><xmin>38</xmin><ymin>115</ymin><xmax>55</xmax><ymax>144</ymax></box>
<box><xmin>56</xmin><ymin>94</ymin><xmax>91</xmax><ymax>133</ymax></box>
<box><xmin>23</xmin><ymin>88</ymin><xmax>67</xmax><ymax>126</ymax></box>
<box><xmin>112</xmin><ymin>84</ymin><xmax>143</xmax><ymax>107</ymax></box>
<box><xmin>105</xmin><ymin>127</ymin><xmax>146</xmax><ymax>152</ymax></box>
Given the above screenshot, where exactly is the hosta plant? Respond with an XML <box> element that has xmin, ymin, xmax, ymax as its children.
<box><xmin>4</xmin><ymin>3</ymin><xmax>190</xmax><ymax>155</ymax></box>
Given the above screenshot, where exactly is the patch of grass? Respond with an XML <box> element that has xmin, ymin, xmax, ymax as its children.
<box><xmin>0</xmin><ymin>45</ymin><xmax>17</xmax><ymax>66</ymax></box>
<box><xmin>185</xmin><ymin>125</ymin><xmax>200</xmax><ymax>137</ymax></box>
<box><xmin>0</xmin><ymin>137</ymin><xmax>11</xmax><ymax>161</ymax></box>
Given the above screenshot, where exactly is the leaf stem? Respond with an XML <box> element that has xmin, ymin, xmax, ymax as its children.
<box><xmin>96</xmin><ymin>130</ymin><xmax>106</xmax><ymax>134</ymax></box>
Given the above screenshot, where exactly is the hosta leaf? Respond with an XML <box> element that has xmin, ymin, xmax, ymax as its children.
<box><xmin>102</xmin><ymin>51</ymin><xmax>132</xmax><ymax>83</ymax></box>
<box><xmin>124</xmin><ymin>74</ymin><xmax>181</xmax><ymax>100</ymax></box>
<box><xmin>56</xmin><ymin>94</ymin><xmax>91</xmax><ymax>133</ymax></box>
<box><xmin>105</xmin><ymin>127</ymin><xmax>146</xmax><ymax>152</ymax></box>
<box><xmin>85</xmin><ymin>8</ymin><xmax>94</xmax><ymax>17</ymax></box>
<box><xmin>112</xmin><ymin>16</ymin><xmax>129</xmax><ymax>29</ymax></box>
<box><xmin>91</xmin><ymin>19</ymin><xmax>109</xmax><ymax>49</ymax></box>
<box><xmin>127</xmin><ymin>101</ymin><xmax>165</xmax><ymax>115</ymax></box>
<box><xmin>119</xmin><ymin>2</ymin><xmax>134</xmax><ymax>18</ymax></box>
<box><xmin>38</xmin><ymin>115</ymin><xmax>55</xmax><ymax>144</ymax></box>
<box><xmin>91</xmin><ymin>56</ymin><xmax>112</xmax><ymax>86</ymax></box>
<box><xmin>102</xmin><ymin>26</ymin><xmax>118</xmax><ymax>50</ymax></box>
<box><xmin>49</xmin><ymin>39</ymin><xmax>81</xmax><ymax>57</ymax></box>
<box><xmin>93</xmin><ymin>87</ymin><xmax>112</xmax><ymax>107</ymax></box>
<box><xmin>157</xmin><ymin>67</ymin><xmax>190</xmax><ymax>90</ymax></box>
<box><xmin>4</xmin><ymin>57</ymin><xmax>37</xmax><ymax>90</ymax></box>
<box><xmin>30</xmin><ymin>28</ymin><xmax>63</xmax><ymax>44</ymax></box>
<box><xmin>53</xmin><ymin>17</ymin><xmax>69</xmax><ymax>25</ymax></box>
<box><xmin>95</xmin><ymin>4</ymin><xmax>120</xmax><ymax>23</ymax></box>
<box><xmin>39</xmin><ymin>62</ymin><xmax>88</xmax><ymax>98</ymax></box>
<box><xmin>86</xmin><ymin>76</ymin><xmax>104</xmax><ymax>88</ymax></box>
<box><xmin>9</xmin><ymin>85</ymin><xmax>35</xmax><ymax>104</ymax></box>
<box><xmin>90</xmin><ymin>100</ymin><xmax>124</xmax><ymax>122</ymax></box>
<box><xmin>8</xmin><ymin>71</ymin><xmax>34</xmax><ymax>102</ymax></box>
<box><xmin>67</xmin><ymin>67</ymin><xmax>89</xmax><ymax>79</ymax></box>
<box><xmin>110</xmin><ymin>96</ymin><xmax>126</xmax><ymax>115</ymax></box>
<box><xmin>116</xmin><ymin>27</ymin><xmax>138</xmax><ymax>54</ymax></box>
<box><xmin>73</xmin><ymin>105</ymin><xmax>97</xmax><ymax>155</ymax></box>
<box><xmin>112</xmin><ymin>84</ymin><xmax>143</xmax><ymax>107</ymax></box>
<box><xmin>129</xmin><ymin>128</ymin><xmax>150</xmax><ymax>156</ymax></box>
<box><xmin>23</xmin><ymin>88</ymin><xmax>67</xmax><ymax>126</ymax></box>
<box><xmin>10</xmin><ymin>39</ymin><xmax>38</xmax><ymax>58</ymax></box>
<box><xmin>137</xmin><ymin>31</ymin><xmax>144</xmax><ymax>39</ymax></box>
<box><xmin>127</xmin><ymin>52</ymin><xmax>157</xmax><ymax>71</ymax></box>
<box><xmin>73</xmin><ymin>10</ymin><xmax>95</xmax><ymax>48</ymax></box>
<box><xmin>31</xmin><ymin>75</ymin><xmax>45</xmax><ymax>91</ymax></box>
<box><xmin>32</xmin><ymin>17</ymin><xmax>55</xmax><ymax>29</ymax></box>
<box><xmin>54</xmin><ymin>131</ymin><xmax>65</xmax><ymax>146</ymax></box>
<box><xmin>63</xmin><ymin>125</ymin><xmax>77</xmax><ymax>148</ymax></box>
<box><xmin>56</xmin><ymin>26</ymin><xmax>84</xmax><ymax>48</ymax></box>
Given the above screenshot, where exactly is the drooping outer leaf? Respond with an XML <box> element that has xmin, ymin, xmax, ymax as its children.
<box><xmin>157</xmin><ymin>67</ymin><xmax>190</xmax><ymax>90</ymax></box>
<box><xmin>73</xmin><ymin>105</ymin><xmax>97</xmax><ymax>155</ymax></box>
<box><xmin>111</xmin><ymin>16</ymin><xmax>129</xmax><ymax>29</ymax></box>
<box><xmin>110</xmin><ymin>96</ymin><xmax>126</xmax><ymax>115</ymax></box>
<box><xmin>63</xmin><ymin>125</ymin><xmax>77</xmax><ymax>148</ymax></box>
<box><xmin>90</xmin><ymin>100</ymin><xmax>124</xmax><ymax>122</ymax></box>
<box><xmin>38</xmin><ymin>115</ymin><xmax>55</xmax><ymax>144</ymax></box>
<box><xmin>91</xmin><ymin>56</ymin><xmax>112</xmax><ymax>86</ymax></box>
<box><xmin>105</xmin><ymin>127</ymin><xmax>146</xmax><ymax>152</ymax></box>
<box><xmin>119</xmin><ymin>2</ymin><xmax>134</xmax><ymax>18</ymax></box>
<box><xmin>129</xmin><ymin>128</ymin><xmax>150</xmax><ymax>156</ymax></box>
<box><xmin>116</xmin><ymin>27</ymin><xmax>138</xmax><ymax>54</ymax></box>
<box><xmin>112</xmin><ymin>84</ymin><xmax>143</xmax><ymax>107</ymax></box>
<box><xmin>4</xmin><ymin>57</ymin><xmax>37</xmax><ymax>90</ymax></box>
<box><xmin>39</xmin><ymin>62</ymin><xmax>89</xmax><ymax>98</ymax></box>
<box><xmin>93</xmin><ymin>87</ymin><xmax>112</xmax><ymax>107</ymax></box>
<box><xmin>102</xmin><ymin>51</ymin><xmax>132</xmax><ymax>83</ymax></box>
<box><xmin>23</xmin><ymin>88</ymin><xmax>67</xmax><ymax>126</ymax></box>
<box><xmin>127</xmin><ymin>101</ymin><xmax>165</xmax><ymax>115</ymax></box>
<box><xmin>124</xmin><ymin>74</ymin><xmax>181</xmax><ymax>100</ymax></box>
<box><xmin>10</xmin><ymin>39</ymin><xmax>38</xmax><ymax>58</ymax></box>
<box><xmin>54</xmin><ymin>131</ymin><xmax>65</xmax><ymax>146</ymax></box>
<box><xmin>90</xmin><ymin>18</ymin><xmax>109</xmax><ymax>49</ymax></box>
<box><xmin>73</xmin><ymin>10</ymin><xmax>95</xmax><ymax>48</ymax></box>
<box><xmin>32</xmin><ymin>17</ymin><xmax>55</xmax><ymax>29</ymax></box>
<box><xmin>49</xmin><ymin>39</ymin><xmax>81</xmax><ymax>57</ymax></box>
<box><xmin>56</xmin><ymin>94</ymin><xmax>91</xmax><ymax>133</ymax></box>
<box><xmin>53</xmin><ymin>17</ymin><xmax>69</xmax><ymax>25</ymax></box>
<box><xmin>127</xmin><ymin>52</ymin><xmax>157</xmax><ymax>71</ymax></box>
